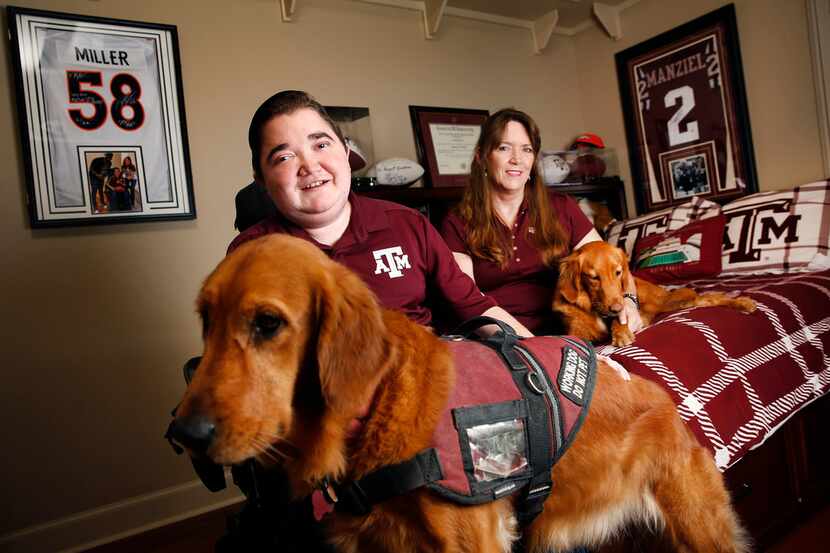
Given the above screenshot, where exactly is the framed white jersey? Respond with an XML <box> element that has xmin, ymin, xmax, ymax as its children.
<box><xmin>8</xmin><ymin>6</ymin><xmax>195</xmax><ymax>227</ymax></box>
<box><xmin>615</xmin><ymin>5</ymin><xmax>757</xmax><ymax>214</ymax></box>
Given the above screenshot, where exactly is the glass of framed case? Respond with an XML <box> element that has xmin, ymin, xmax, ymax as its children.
<box><xmin>7</xmin><ymin>6</ymin><xmax>195</xmax><ymax>227</ymax></box>
<box><xmin>615</xmin><ymin>4</ymin><xmax>758</xmax><ymax>214</ymax></box>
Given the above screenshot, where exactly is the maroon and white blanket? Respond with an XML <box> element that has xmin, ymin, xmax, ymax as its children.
<box><xmin>597</xmin><ymin>269</ymin><xmax>830</xmax><ymax>471</ymax></box>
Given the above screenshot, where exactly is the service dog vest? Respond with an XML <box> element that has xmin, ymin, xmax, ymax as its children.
<box><xmin>425</xmin><ymin>333</ymin><xmax>596</xmax><ymax>507</ymax></box>
<box><xmin>321</xmin><ymin>318</ymin><xmax>597</xmax><ymax>526</ymax></box>
<box><xmin>168</xmin><ymin>318</ymin><xmax>598</xmax><ymax>527</ymax></box>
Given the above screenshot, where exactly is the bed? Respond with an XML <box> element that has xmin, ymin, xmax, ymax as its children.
<box><xmin>593</xmin><ymin>182</ymin><xmax>830</xmax><ymax>549</ymax></box>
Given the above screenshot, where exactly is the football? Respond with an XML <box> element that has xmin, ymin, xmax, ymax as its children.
<box><xmin>345</xmin><ymin>137</ymin><xmax>368</xmax><ymax>172</ymax></box>
<box><xmin>366</xmin><ymin>158</ymin><xmax>425</xmax><ymax>186</ymax></box>
<box><xmin>572</xmin><ymin>153</ymin><xmax>606</xmax><ymax>180</ymax></box>
<box><xmin>540</xmin><ymin>154</ymin><xmax>570</xmax><ymax>185</ymax></box>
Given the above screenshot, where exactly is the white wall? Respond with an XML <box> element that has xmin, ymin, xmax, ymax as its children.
<box><xmin>2</xmin><ymin>0</ymin><xmax>824</xmax><ymax>549</ymax></box>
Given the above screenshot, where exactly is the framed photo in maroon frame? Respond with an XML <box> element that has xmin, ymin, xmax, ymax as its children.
<box><xmin>409</xmin><ymin>105</ymin><xmax>489</xmax><ymax>188</ymax></box>
<box><xmin>615</xmin><ymin>4</ymin><xmax>758</xmax><ymax>214</ymax></box>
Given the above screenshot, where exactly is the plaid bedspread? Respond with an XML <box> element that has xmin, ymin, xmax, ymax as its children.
<box><xmin>597</xmin><ymin>269</ymin><xmax>830</xmax><ymax>471</ymax></box>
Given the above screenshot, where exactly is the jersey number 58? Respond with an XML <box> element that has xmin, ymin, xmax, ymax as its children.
<box><xmin>67</xmin><ymin>70</ymin><xmax>144</xmax><ymax>131</ymax></box>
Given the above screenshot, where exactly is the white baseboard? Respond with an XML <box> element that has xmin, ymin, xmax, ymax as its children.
<box><xmin>0</xmin><ymin>475</ymin><xmax>243</xmax><ymax>553</ymax></box>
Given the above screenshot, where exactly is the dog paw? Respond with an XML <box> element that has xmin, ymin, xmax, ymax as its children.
<box><xmin>612</xmin><ymin>326</ymin><xmax>635</xmax><ymax>347</ymax></box>
<box><xmin>736</xmin><ymin>297</ymin><xmax>757</xmax><ymax>313</ymax></box>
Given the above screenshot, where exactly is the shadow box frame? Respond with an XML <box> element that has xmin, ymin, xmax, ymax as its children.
<box><xmin>615</xmin><ymin>4</ymin><xmax>758</xmax><ymax>214</ymax></box>
<box><xmin>7</xmin><ymin>5</ymin><xmax>195</xmax><ymax>227</ymax></box>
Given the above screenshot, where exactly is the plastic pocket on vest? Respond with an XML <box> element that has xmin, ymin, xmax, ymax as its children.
<box><xmin>467</xmin><ymin>419</ymin><xmax>528</xmax><ymax>482</ymax></box>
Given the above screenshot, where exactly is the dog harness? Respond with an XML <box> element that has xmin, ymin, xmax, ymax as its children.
<box><xmin>167</xmin><ymin>318</ymin><xmax>598</xmax><ymax>529</ymax></box>
<box><xmin>326</xmin><ymin>317</ymin><xmax>597</xmax><ymax>527</ymax></box>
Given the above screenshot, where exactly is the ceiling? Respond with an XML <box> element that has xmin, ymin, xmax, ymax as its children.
<box><xmin>448</xmin><ymin>0</ymin><xmax>632</xmax><ymax>29</ymax></box>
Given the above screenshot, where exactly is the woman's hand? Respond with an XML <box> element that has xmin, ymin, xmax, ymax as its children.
<box><xmin>618</xmin><ymin>271</ymin><xmax>643</xmax><ymax>332</ymax></box>
<box><xmin>482</xmin><ymin>306</ymin><xmax>534</xmax><ymax>337</ymax></box>
<box><xmin>618</xmin><ymin>297</ymin><xmax>643</xmax><ymax>333</ymax></box>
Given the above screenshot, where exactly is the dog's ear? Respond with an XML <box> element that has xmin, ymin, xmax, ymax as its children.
<box><xmin>619</xmin><ymin>249</ymin><xmax>632</xmax><ymax>286</ymax></box>
<box><xmin>315</xmin><ymin>262</ymin><xmax>387</xmax><ymax>416</ymax></box>
<box><xmin>558</xmin><ymin>252</ymin><xmax>582</xmax><ymax>304</ymax></box>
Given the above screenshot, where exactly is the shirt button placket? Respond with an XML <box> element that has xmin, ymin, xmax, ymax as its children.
<box><xmin>513</xmin><ymin>222</ymin><xmax>519</xmax><ymax>262</ymax></box>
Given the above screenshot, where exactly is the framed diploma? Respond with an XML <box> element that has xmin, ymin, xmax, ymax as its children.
<box><xmin>615</xmin><ymin>4</ymin><xmax>758</xmax><ymax>214</ymax></box>
<box><xmin>7</xmin><ymin>6</ymin><xmax>195</xmax><ymax>227</ymax></box>
<box><xmin>409</xmin><ymin>105</ymin><xmax>489</xmax><ymax>188</ymax></box>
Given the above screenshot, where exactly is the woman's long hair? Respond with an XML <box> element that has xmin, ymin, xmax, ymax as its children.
<box><xmin>456</xmin><ymin>108</ymin><xmax>568</xmax><ymax>268</ymax></box>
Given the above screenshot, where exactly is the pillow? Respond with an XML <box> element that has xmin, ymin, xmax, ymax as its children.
<box><xmin>720</xmin><ymin>180</ymin><xmax>830</xmax><ymax>274</ymax></box>
<box><xmin>632</xmin><ymin>215</ymin><xmax>726</xmax><ymax>284</ymax></box>
<box><xmin>605</xmin><ymin>196</ymin><xmax>722</xmax><ymax>257</ymax></box>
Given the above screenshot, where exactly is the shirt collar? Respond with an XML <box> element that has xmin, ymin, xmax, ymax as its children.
<box><xmin>496</xmin><ymin>194</ymin><xmax>530</xmax><ymax>231</ymax></box>
<box><xmin>345</xmin><ymin>191</ymin><xmax>390</xmax><ymax>236</ymax></box>
<box><xmin>267</xmin><ymin>192</ymin><xmax>390</xmax><ymax>251</ymax></box>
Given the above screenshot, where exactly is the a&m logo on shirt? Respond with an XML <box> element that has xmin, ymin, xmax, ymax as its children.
<box><xmin>373</xmin><ymin>246</ymin><xmax>411</xmax><ymax>279</ymax></box>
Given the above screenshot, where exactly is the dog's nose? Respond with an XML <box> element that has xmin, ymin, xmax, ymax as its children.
<box><xmin>168</xmin><ymin>415</ymin><xmax>216</xmax><ymax>455</ymax></box>
<box><xmin>609</xmin><ymin>302</ymin><xmax>623</xmax><ymax>314</ymax></box>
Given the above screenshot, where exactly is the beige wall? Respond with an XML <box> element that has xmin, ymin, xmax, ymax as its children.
<box><xmin>574</xmin><ymin>0</ymin><xmax>824</xmax><ymax>215</ymax></box>
<box><xmin>0</xmin><ymin>0</ymin><xmax>584</xmax><ymax>549</ymax></box>
<box><xmin>1</xmin><ymin>0</ymin><xmax>823</xmax><ymax>549</ymax></box>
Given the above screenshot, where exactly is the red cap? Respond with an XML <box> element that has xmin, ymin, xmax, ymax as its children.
<box><xmin>571</xmin><ymin>133</ymin><xmax>605</xmax><ymax>149</ymax></box>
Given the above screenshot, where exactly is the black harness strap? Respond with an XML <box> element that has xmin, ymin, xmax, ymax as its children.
<box><xmin>453</xmin><ymin>316</ymin><xmax>526</xmax><ymax>370</ymax></box>
<box><xmin>331</xmin><ymin>448</ymin><xmax>444</xmax><ymax>516</ymax></box>
<box><xmin>451</xmin><ymin>317</ymin><xmax>557</xmax><ymax>527</ymax></box>
<box><xmin>509</xmin><ymin>366</ymin><xmax>555</xmax><ymax>527</ymax></box>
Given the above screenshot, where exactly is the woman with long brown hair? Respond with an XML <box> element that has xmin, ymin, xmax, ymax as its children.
<box><xmin>441</xmin><ymin>108</ymin><xmax>641</xmax><ymax>335</ymax></box>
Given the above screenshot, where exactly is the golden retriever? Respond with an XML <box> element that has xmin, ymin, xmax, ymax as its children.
<box><xmin>554</xmin><ymin>241</ymin><xmax>756</xmax><ymax>347</ymax></box>
<box><xmin>170</xmin><ymin>234</ymin><xmax>748</xmax><ymax>553</ymax></box>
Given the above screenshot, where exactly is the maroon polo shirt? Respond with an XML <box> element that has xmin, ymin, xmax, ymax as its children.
<box><xmin>227</xmin><ymin>193</ymin><xmax>496</xmax><ymax>326</ymax></box>
<box><xmin>440</xmin><ymin>191</ymin><xmax>593</xmax><ymax>333</ymax></box>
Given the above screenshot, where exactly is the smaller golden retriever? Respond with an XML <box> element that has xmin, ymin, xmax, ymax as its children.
<box><xmin>554</xmin><ymin>241</ymin><xmax>756</xmax><ymax>346</ymax></box>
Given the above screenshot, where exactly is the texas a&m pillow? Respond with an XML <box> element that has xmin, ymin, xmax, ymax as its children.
<box><xmin>720</xmin><ymin>181</ymin><xmax>830</xmax><ymax>274</ymax></box>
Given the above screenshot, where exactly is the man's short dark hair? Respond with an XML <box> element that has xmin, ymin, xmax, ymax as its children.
<box><xmin>248</xmin><ymin>90</ymin><xmax>345</xmax><ymax>178</ymax></box>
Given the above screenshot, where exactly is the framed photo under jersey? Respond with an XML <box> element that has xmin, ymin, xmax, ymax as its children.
<box><xmin>7</xmin><ymin>6</ymin><xmax>195</xmax><ymax>227</ymax></box>
<box><xmin>615</xmin><ymin>4</ymin><xmax>758</xmax><ymax>214</ymax></box>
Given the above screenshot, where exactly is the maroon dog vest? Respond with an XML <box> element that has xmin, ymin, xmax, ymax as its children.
<box><xmin>167</xmin><ymin>316</ymin><xmax>597</xmax><ymax>529</ymax></box>
<box><xmin>425</xmin><ymin>333</ymin><xmax>596</xmax><ymax>506</ymax></box>
<box><xmin>167</xmin><ymin>318</ymin><xmax>598</xmax><ymax>528</ymax></box>
<box><xmin>295</xmin><ymin>318</ymin><xmax>597</xmax><ymax>526</ymax></box>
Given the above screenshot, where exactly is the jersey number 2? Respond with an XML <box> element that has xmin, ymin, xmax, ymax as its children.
<box><xmin>664</xmin><ymin>85</ymin><xmax>699</xmax><ymax>147</ymax></box>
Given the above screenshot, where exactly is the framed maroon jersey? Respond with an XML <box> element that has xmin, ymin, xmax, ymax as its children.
<box><xmin>616</xmin><ymin>4</ymin><xmax>757</xmax><ymax>214</ymax></box>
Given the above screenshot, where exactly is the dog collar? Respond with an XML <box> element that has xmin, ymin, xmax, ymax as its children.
<box><xmin>311</xmin><ymin>449</ymin><xmax>444</xmax><ymax>521</ymax></box>
<box><xmin>311</xmin><ymin>476</ymin><xmax>339</xmax><ymax>520</ymax></box>
<box><xmin>310</xmin><ymin>391</ymin><xmax>376</xmax><ymax>520</ymax></box>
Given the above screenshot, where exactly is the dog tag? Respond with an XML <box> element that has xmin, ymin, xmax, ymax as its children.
<box><xmin>312</xmin><ymin>490</ymin><xmax>335</xmax><ymax>521</ymax></box>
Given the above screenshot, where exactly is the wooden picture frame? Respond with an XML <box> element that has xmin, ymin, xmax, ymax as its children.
<box><xmin>409</xmin><ymin>105</ymin><xmax>489</xmax><ymax>188</ymax></box>
<box><xmin>615</xmin><ymin>4</ymin><xmax>758</xmax><ymax>214</ymax></box>
<box><xmin>7</xmin><ymin>6</ymin><xmax>195</xmax><ymax>227</ymax></box>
